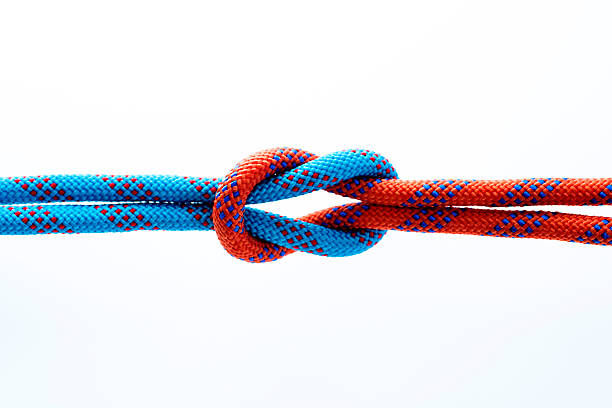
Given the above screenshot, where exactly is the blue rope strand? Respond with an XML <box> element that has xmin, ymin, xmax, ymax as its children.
<box><xmin>0</xmin><ymin>203</ymin><xmax>383</xmax><ymax>257</ymax></box>
<box><xmin>0</xmin><ymin>150</ymin><xmax>396</xmax><ymax>205</ymax></box>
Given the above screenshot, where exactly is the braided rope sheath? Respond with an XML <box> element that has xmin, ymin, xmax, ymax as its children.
<box><xmin>0</xmin><ymin>148</ymin><xmax>611</xmax><ymax>262</ymax></box>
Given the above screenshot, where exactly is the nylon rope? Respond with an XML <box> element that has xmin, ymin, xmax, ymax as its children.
<box><xmin>0</xmin><ymin>148</ymin><xmax>610</xmax><ymax>262</ymax></box>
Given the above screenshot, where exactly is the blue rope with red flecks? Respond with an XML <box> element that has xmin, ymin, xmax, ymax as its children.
<box><xmin>1</xmin><ymin>148</ymin><xmax>611</xmax><ymax>262</ymax></box>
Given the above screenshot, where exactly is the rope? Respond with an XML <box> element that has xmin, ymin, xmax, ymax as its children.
<box><xmin>0</xmin><ymin>148</ymin><xmax>610</xmax><ymax>262</ymax></box>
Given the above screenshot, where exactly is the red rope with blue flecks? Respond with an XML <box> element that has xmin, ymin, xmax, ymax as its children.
<box><xmin>0</xmin><ymin>148</ymin><xmax>611</xmax><ymax>262</ymax></box>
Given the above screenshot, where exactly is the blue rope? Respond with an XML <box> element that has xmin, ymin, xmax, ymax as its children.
<box><xmin>0</xmin><ymin>149</ymin><xmax>396</xmax><ymax>258</ymax></box>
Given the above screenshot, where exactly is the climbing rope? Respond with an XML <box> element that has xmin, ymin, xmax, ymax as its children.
<box><xmin>0</xmin><ymin>148</ymin><xmax>611</xmax><ymax>262</ymax></box>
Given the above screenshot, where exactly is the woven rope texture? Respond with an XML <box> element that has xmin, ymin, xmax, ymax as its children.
<box><xmin>0</xmin><ymin>148</ymin><xmax>611</xmax><ymax>262</ymax></box>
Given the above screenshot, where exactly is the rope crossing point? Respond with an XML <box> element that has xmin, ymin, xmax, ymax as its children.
<box><xmin>0</xmin><ymin>147</ymin><xmax>611</xmax><ymax>262</ymax></box>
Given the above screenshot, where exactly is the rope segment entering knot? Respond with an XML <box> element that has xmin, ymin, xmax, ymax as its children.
<box><xmin>212</xmin><ymin>148</ymin><xmax>398</xmax><ymax>262</ymax></box>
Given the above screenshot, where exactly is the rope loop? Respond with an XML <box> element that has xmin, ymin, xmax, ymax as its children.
<box><xmin>212</xmin><ymin>148</ymin><xmax>398</xmax><ymax>262</ymax></box>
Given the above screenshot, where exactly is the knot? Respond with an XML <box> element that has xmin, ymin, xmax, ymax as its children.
<box><xmin>212</xmin><ymin>148</ymin><xmax>397</xmax><ymax>263</ymax></box>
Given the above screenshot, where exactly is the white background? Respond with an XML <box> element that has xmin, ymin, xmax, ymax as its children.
<box><xmin>1</xmin><ymin>1</ymin><xmax>612</xmax><ymax>407</ymax></box>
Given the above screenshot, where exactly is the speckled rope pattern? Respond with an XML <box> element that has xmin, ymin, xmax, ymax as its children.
<box><xmin>0</xmin><ymin>148</ymin><xmax>611</xmax><ymax>262</ymax></box>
